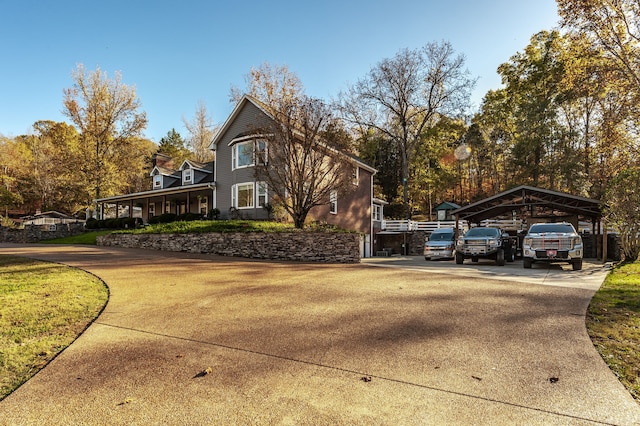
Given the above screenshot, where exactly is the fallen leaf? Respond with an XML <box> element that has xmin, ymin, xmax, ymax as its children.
<box><xmin>193</xmin><ymin>367</ymin><xmax>213</xmax><ymax>378</ymax></box>
<box><xmin>361</xmin><ymin>376</ymin><xmax>372</xmax><ymax>382</ymax></box>
<box><xmin>549</xmin><ymin>377</ymin><xmax>559</xmax><ymax>384</ymax></box>
<box><xmin>117</xmin><ymin>397</ymin><xmax>134</xmax><ymax>406</ymax></box>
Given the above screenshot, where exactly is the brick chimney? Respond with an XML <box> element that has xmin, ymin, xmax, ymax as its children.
<box><xmin>152</xmin><ymin>153</ymin><xmax>174</xmax><ymax>169</ymax></box>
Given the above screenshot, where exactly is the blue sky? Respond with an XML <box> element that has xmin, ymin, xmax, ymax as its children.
<box><xmin>1</xmin><ymin>0</ymin><xmax>560</xmax><ymax>142</ymax></box>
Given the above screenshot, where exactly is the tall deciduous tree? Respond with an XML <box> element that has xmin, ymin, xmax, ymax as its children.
<box><xmin>558</xmin><ymin>0</ymin><xmax>640</xmax><ymax>96</ymax></box>
<box><xmin>230</xmin><ymin>62</ymin><xmax>304</xmax><ymax>106</ymax></box>
<box><xmin>19</xmin><ymin>121</ymin><xmax>84</xmax><ymax>213</ymax></box>
<box><xmin>337</xmin><ymin>41</ymin><xmax>475</xmax><ymax>218</ymax></box>
<box><xmin>0</xmin><ymin>135</ymin><xmax>24</xmax><ymax>216</ymax></box>
<box><xmin>604</xmin><ymin>167</ymin><xmax>640</xmax><ymax>261</ymax></box>
<box><xmin>254</xmin><ymin>96</ymin><xmax>354</xmax><ymax>228</ymax></box>
<box><xmin>497</xmin><ymin>30</ymin><xmax>568</xmax><ymax>187</ymax></box>
<box><xmin>63</xmin><ymin>64</ymin><xmax>148</xmax><ymax>205</ymax></box>
<box><xmin>234</xmin><ymin>63</ymin><xmax>355</xmax><ymax>228</ymax></box>
<box><xmin>183</xmin><ymin>100</ymin><xmax>216</xmax><ymax>162</ymax></box>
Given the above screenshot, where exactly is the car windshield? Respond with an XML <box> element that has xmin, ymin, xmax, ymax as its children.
<box><xmin>465</xmin><ymin>228</ymin><xmax>499</xmax><ymax>237</ymax></box>
<box><xmin>429</xmin><ymin>231</ymin><xmax>454</xmax><ymax>241</ymax></box>
<box><xmin>528</xmin><ymin>224</ymin><xmax>575</xmax><ymax>234</ymax></box>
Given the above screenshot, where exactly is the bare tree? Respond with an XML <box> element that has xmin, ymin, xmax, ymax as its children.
<box><xmin>230</xmin><ymin>62</ymin><xmax>304</xmax><ymax>106</ymax></box>
<box><xmin>337</xmin><ymin>42</ymin><xmax>475</xmax><ymax>218</ymax></box>
<box><xmin>183</xmin><ymin>100</ymin><xmax>216</xmax><ymax>162</ymax></box>
<box><xmin>254</xmin><ymin>95</ymin><xmax>354</xmax><ymax>228</ymax></box>
<box><xmin>63</xmin><ymin>64</ymin><xmax>147</xmax><ymax>203</ymax></box>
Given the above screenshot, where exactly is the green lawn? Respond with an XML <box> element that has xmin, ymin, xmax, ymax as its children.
<box><xmin>117</xmin><ymin>220</ymin><xmax>347</xmax><ymax>234</ymax></box>
<box><xmin>40</xmin><ymin>230</ymin><xmax>112</xmax><ymax>245</ymax></box>
<box><xmin>0</xmin><ymin>256</ymin><xmax>108</xmax><ymax>400</ymax></box>
<box><xmin>586</xmin><ymin>261</ymin><xmax>640</xmax><ymax>401</ymax></box>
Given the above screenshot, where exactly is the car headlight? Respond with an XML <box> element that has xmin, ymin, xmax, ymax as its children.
<box><xmin>488</xmin><ymin>239</ymin><xmax>499</xmax><ymax>247</ymax></box>
<box><xmin>523</xmin><ymin>237</ymin><xmax>532</xmax><ymax>247</ymax></box>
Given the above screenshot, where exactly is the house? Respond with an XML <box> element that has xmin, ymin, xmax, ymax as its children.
<box><xmin>96</xmin><ymin>95</ymin><xmax>385</xmax><ymax>257</ymax></box>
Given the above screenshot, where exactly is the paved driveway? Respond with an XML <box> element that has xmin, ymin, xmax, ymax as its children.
<box><xmin>1</xmin><ymin>244</ymin><xmax>639</xmax><ymax>425</ymax></box>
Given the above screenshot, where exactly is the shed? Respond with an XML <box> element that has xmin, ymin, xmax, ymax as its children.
<box><xmin>435</xmin><ymin>202</ymin><xmax>461</xmax><ymax>221</ymax></box>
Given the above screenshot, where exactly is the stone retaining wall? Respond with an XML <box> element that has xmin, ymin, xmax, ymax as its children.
<box><xmin>0</xmin><ymin>223</ymin><xmax>85</xmax><ymax>243</ymax></box>
<box><xmin>97</xmin><ymin>232</ymin><xmax>360</xmax><ymax>263</ymax></box>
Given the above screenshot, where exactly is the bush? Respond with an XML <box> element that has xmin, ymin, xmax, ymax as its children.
<box><xmin>177</xmin><ymin>212</ymin><xmax>202</xmax><ymax>222</ymax></box>
<box><xmin>149</xmin><ymin>213</ymin><xmax>177</xmax><ymax>224</ymax></box>
<box><xmin>85</xmin><ymin>217</ymin><xmax>140</xmax><ymax>230</ymax></box>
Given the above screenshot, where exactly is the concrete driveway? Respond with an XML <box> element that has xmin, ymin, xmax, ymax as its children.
<box><xmin>1</xmin><ymin>244</ymin><xmax>639</xmax><ymax>425</ymax></box>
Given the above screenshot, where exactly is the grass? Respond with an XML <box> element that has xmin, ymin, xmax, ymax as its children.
<box><xmin>587</xmin><ymin>261</ymin><xmax>640</xmax><ymax>401</ymax></box>
<box><xmin>40</xmin><ymin>230</ymin><xmax>112</xmax><ymax>245</ymax></box>
<box><xmin>116</xmin><ymin>219</ymin><xmax>350</xmax><ymax>234</ymax></box>
<box><xmin>0</xmin><ymin>256</ymin><xmax>108</xmax><ymax>400</ymax></box>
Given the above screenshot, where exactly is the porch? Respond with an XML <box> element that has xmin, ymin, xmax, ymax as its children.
<box><xmin>96</xmin><ymin>183</ymin><xmax>215</xmax><ymax>222</ymax></box>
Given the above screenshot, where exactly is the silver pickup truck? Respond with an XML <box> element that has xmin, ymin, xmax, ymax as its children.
<box><xmin>522</xmin><ymin>222</ymin><xmax>583</xmax><ymax>270</ymax></box>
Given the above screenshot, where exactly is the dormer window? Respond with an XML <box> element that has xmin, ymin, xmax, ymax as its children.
<box><xmin>153</xmin><ymin>174</ymin><xmax>162</xmax><ymax>189</ymax></box>
<box><xmin>183</xmin><ymin>168</ymin><xmax>192</xmax><ymax>185</ymax></box>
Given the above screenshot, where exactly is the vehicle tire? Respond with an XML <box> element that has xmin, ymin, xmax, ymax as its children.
<box><xmin>507</xmin><ymin>248</ymin><xmax>515</xmax><ymax>262</ymax></box>
<box><xmin>523</xmin><ymin>258</ymin><xmax>533</xmax><ymax>269</ymax></box>
<box><xmin>572</xmin><ymin>259</ymin><xmax>583</xmax><ymax>271</ymax></box>
<box><xmin>455</xmin><ymin>252</ymin><xmax>464</xmax><ymax>264</ymax></box>
<box><xmin>496</xmin><ymin>249</ymin><xmax>505</xmax><ymax>266</ymax></box>
<box><xmin>424</xmin><ymin>257</ymin><xmax>430</xmax><ymax>261</ymax></box>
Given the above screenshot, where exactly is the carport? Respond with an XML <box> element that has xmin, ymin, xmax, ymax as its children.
<box><xmin>450</xmin><ymin>185</ymin><xmax>607</xmax><ymax>259</ymax></box>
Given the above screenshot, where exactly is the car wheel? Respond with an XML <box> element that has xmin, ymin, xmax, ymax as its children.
<box><xmin>496</xmin><ymin>249</ymin><xmax>505</xmax><ymax>266</ymax></box>
<box><xmin>507</xmin><ymin>248</ymin><xmax>515</xmax><ymax>262</ymax></box>
<box><xmin>523</xmin><ymin>258</ymin><xmax>533</xmax><ymax>269</ymax></box>
<box><xmin>424</xmin><ymin>257</ymin><xmax>430</xmax><ymax>261</ymax></box>
<box><xmin>455</xmin><ymin>252</ymin><xmax>464</xmax><ymax>265</ymax></box>
<box><xmin>572</xmin><ymin>259</ymin><xmax>583</xmax><ymax>271</ymax></box>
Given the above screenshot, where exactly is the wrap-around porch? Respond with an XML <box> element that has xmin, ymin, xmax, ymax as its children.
<box><xmin>96</xmin><ymin>183</ymin><xmax>215</xmax><ymax>222</ymax></box>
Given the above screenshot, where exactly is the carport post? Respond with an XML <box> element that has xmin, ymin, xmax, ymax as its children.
<box><xmin>602</xmin><ymin>219</ymin><xmax>608</xmax><ymax>263</ymax></box>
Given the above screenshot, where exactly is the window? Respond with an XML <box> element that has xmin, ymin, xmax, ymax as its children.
<box><xmin>149</xmin><ymin>203</ymin><xmax>156</xmax><ymax>218</ymax></box>
<box><xmin>373</xmin><ymin>204</ymin><xmax>382</xmax><ymax>221</ymax></box>
<box><xmin>330</xmin><ymin>191</ymin><xmax>337</xmax><ymax>214</ymax></box>
<box><xmin>183</xmin><ymin>169</ymin><xmax>192</xmax><ymax>185</ymax></box>
<box><xmin>232</xmin><ymin>183</ymin><xmax>254</xmax><ymax>209</ymax></box>
<box><xmin>256</xmin><ymin>139</ymin><xmax>268</xmax><ymax>165</ymax></box>
<box><xmin>231</xmin><ymin>182</ymin><xmax>268</xmax><ymax>209</ymax></box>
<box><xmin>199</xmin><ymin>196</ymin><xmax>208</xmax><ymax>215</ymax></box>
<box><xmin>153</xmin><ymin>174</ymin><xmax>162</xmax><ymax>189</ymax></box>
<box><xmin>257</xmin><ymin>182</ymin><xmax>268</xmax><ymax>207</ymax></box>
<box><xmin>352</xmin><ymin>167</ymin><xmax>359</xmax><ymax>185</ymax></box>
<box><xmin>232</xmin><ymin>139</ymin><xmax>268</xmax><ymax>170</ymax></box>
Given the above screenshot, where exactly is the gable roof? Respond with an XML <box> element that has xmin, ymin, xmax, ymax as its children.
<box><xmin>150</xmin><ymin>165</ymin><xmax>179</xmax><ymax>178</ymax></box>
<box><xmin>178</xmin><ymin>160</ymin><xmax>213</xmax><ymax>172</ymax></box>
<box><xmin>210</xmin><ymin>95</ymin><xmax>377</xmax><ymax>174</ymax></box>
<box><xmin>450</xmin><ymin>185</ymin><xmax>602</xmax><ymax>223</ymax></box>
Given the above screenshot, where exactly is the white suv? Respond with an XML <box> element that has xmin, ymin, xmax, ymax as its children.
<box><xmin>522</xmin><ymin>222</ymin><xmax>583</xmax><ymax>270</ymax></box>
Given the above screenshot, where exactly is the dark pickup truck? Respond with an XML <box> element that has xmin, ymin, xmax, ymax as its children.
<box><xmin>455</xmin><ymin>227</ymin><xmax>515</xmax><ymax>266</ymax></box>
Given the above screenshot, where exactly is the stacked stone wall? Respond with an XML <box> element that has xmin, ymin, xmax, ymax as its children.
<box><xmin>97</xmin><ymin>232</ymin><xmax>360</xmax><ymax>263</ymax></box>
<box><xmin>0</xmin><ymin>223</ymin><xmax>85</xmax><ymax>243</ymax></box>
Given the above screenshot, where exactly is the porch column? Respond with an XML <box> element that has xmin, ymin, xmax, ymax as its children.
<box><xmin>115</xmin><ymin>202</ymin><xmax>119</xmax><ymax>219</ymax></box>
<box><xmin>186</xmin><ymin>192</ymin><xmax>191</xmax><ymax>214</ymax></box>
<box><xmin>162</xmin><ymin>195</ymin><xmax>167</xmax><ymax>214</ymax></box>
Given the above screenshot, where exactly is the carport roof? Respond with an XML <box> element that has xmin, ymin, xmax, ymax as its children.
<box><xmin>450</xmin><ymin>185</ymin><xmax>602</xmax><ymax>223</ymax></box>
